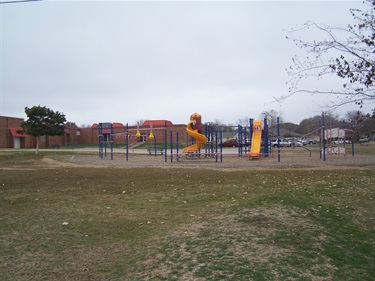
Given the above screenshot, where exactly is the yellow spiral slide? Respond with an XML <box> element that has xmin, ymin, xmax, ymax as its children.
<box><xmin>183</xmin><ymin>120</ymin><xmax>207</xmax><ymax>153</ymax></box>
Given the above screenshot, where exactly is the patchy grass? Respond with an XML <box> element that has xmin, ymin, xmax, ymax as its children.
<box><xmin>0</xmin><ymin>152</ymin><xmax>374</xmax><ymax>280</ymax></box>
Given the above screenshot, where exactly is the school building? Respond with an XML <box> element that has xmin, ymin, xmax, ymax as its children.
<box><xmin>0</xmin><ymin>116</ymin><xmax>188</xmax><ymax>149</ymax></box>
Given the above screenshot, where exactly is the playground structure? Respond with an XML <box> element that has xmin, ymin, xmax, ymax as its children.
<box><xmin>324</xmin><ymin>128</ymin><xmax>347</xmax><ymax>155</ymax></box>
<box><xmin>269</xmin><ymin>112</ymin><xmax>356</xmax><ymax>162</ymax></box>
<box><xmin>98</xmin><ymin>113</ymin><xmax>223</xmax><ymax>163</ymax></box>
<box><xmin>97</xmin><ymin>112</ymin><xmax>357</xmax><ymax>163</ymax></box>
<box><xmin>236</xmin><ymin>118</ymin><xmax>269</xmax><ymax>159</ymax></box>
<box><xmin>249</xmin><ymin>120</ymin><xmax>262</xmax><ymax>159</ymax></box>
<box><xmin>183</xmin><ymin>113</ymin><xmax>207</xmax><ymax>153</ymax></box>
<box><xmin>241</xmin><ymin>112</ymin><xmax>356</xmax><ymax>162</ymax></box>
<box><xmin>181</xmin><ymin>113</ymin><xmax>222</xmax><ymax>161</ymax></box>
<box><xmin>98</xmin><ymin>122</ymin><xmax>114</xmax><ymax>160</ymax></box>
<box><xmin>97</xmin><ymin>115</ymin><xmax>272</xmax><ymax>162</ymax></box>
<box><xmin>98</xmin><ymin>121</ymin><xmax>166</xmax><ymax>161</ymax></box>
<box><xmin>320</xmin><ymin>113</ymin><xmax>354</xmax><ymax>159</ymax></box>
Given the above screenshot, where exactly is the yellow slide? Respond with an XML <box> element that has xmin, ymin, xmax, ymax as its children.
<box><xmin>183</xmin><ymin>120</ymin><xmax>207</xmax><ymax>153</ymax></box>
<box><xmin>249</xmin><ymin>120</ymin><xmax>262</xmax><ymax>159</ymax></box>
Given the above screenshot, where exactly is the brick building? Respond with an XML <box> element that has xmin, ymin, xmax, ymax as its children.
<box><xmin>0</xmin><ymin>116</ymin><xmax>188</xmax><ymax>149</ymax></box>
<box><xmin>88</xmin><ymin>120</ymin><xmax>188</xmax><ymax>146</ymax></box>
<box><xmin>0</xmin><ymin>116</ymin><xmax>32</xmax><ymax>148</ymax></box>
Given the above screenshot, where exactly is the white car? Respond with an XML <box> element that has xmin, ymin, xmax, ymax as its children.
<box><xmin>333</xmin><ymin>139</ymin><xmax>344</xmax><ymax>144</ymax></box>
<box><xmin>271</xmin><ymin>138</ymin><xmax>292</xmax><ymax>148</ymax></box>
<box><xmin>359</xmin><ymin>137</ymin><xmax>370</xmax><ymax>142</ymax></box>
<box><xmin>291</xmin><ymin>140</ymin><xmax>304</xmax><ymax>147</ymax></box>
<box><xmin>302</xmin><ymin>138</ymin><xmax>317</xmax><ymax>144</ymax></box>
<box><xmin>333</xmin><ymin>139</ymin><xmax>351</xmax><ymax>144</ymax></box>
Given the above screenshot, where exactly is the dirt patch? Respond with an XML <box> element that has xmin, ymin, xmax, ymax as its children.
<box><xmin>132</xmin><ymin>206</ymin><xmax>336</xmax><ymax>280</ymax></box>
<box><xmin>42</xmin><ymin>157</ymin><xmax>83</xmax><ymax>168</ymax></box>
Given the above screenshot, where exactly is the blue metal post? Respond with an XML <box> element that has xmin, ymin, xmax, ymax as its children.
<box><xmin>164</xmin><ymin>121</ymin><xmax>167</xmax><ymax>162</ymax></box>
<box><xmin>263</xmin><ymin>117</ymin><xmax>269</xmax><ymax>157</ymax></box>
<box><xmin>170</xmin><ymin>130</ymin><xmax>173</xmax><ymax>163</ymax></box>
<box><xmin>244</xmin><ymin>126</ymin><xmax>247</xmax><ymax>155</ymax></box>
<box><xmin>126</xmin><ymin>123</ymin><xmax>129</xmax><ymax>161</ymax></box>
<box><xmin>110</xmin><ymin>139</ymin><xmax>113</xmax><ymax>160</ymax></box>
<box><xmin>215</xmin><ymin>131</ymin><xmax>218</xmax><ymax>163</ymax></box>
<box><xmin>98</xmin><ymin>123</ymin><xmax>103</xmax><ymax>158</ymax></box>
<box><xmin>207</xmin><ymin>123</ymin><xmax>213</xmax><ymax>157</ymax></box>
<box><xmin>220</xmin><ymin>130</ymin><xmax>223</xmax><ymax>162</ymax></box>
<box><xmin>154</xmin><ymin>136</ymin><xmax>157</xmax><ymax>156</ymax></box>
<box><xmin>351</xmin><ymin>120</ymin><xmax>355</xmax><ymax>157</ymax></box>
<box><xmin>110</xmin><ymin>123</ymin><xmax>113</xmax><ymax>160</ymax></box>
<box><xmin>176</xmin><ymin>132</ymin><xmax>179</xmax><ymax>162</ymax></box>
<box><xmin>205</xmin><ymin>123</ymin><xmax>209</xmax><ymax>157</ymax></box>
<box><xmin>322</xmin><ymin>112</ymin><xmax>326</xmax><ymax>161</ymax></box>
<box><xmin>210</xmin><ymin>123</ymin><xmax>214</xmax><ymax>157</ymax></box>
<box><xmin>277</xmin><ymin>117</ymin><xmax>280</xmax><ymax>162</ymax></box>
<box><xmin>237</xmin><ymin>125</ymin><xmax>242</xmax><ymax>156</ymax></box>
<box><xmin>319</xmin><ymin>120</ymin><xmax>322</xmax><ymax>159</ymax></box>
<box><xmin>249</xmin><ymin>119</ymin><xmax>254</xmax><ymax>144</ymax></box>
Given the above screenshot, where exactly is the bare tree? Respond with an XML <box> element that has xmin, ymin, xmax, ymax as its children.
<box><xmin>283</xmin><ymin>1</ymin><xmax>375</xmax><ymax>110</ymax></box>
<box><xmin>65</xmin><ymin>121</ymin><xmax>78</xmax><ymax>128</ymax></box>
<box><xmin>237</xmin><ymin>117</ymin><xmax>250</xmax><ymax>127</ymax></box>
<box><xmin>259</xmin><ymin>109</ymin><xmax>284</xmax><ymax>128</ymax></box>
<box><xmin>345</xmin><ymin>110</ymin><xmax>361</xmax><ymax>123</ymax></box>
<box><xmin>133</xmin><ymin>119</ymin><xmax>144</xmax><ymax>126</ymax></box>
<box><xmin>345</xmin><ymin>110</ymin><xmax>375</xmax><ymax>138</ymax></box>
<box><xmin>211</xmin><ymin>119</ymin><xmax>223</xmax><ymax>132</ymax></box>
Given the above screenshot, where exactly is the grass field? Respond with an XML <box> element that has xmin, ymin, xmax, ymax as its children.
<box><xmin>0</xmin><ymin>150</ymin><xmax>374</xmax><ymax>280</ymax></box>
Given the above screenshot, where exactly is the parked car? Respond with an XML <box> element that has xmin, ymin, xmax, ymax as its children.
<box><xmin>359</xmin><ymin>136</ymin><xmax>370</xmax><ymax>142</ymax></box>
<box><xmin>333</xmin><ymin>139</ymin><xmax>351</xmax><ymax>144</ymax></box>
<box><xmin>287</xmin><ymin>138</ymin><xmax>305</xmax><ymax>147</ymax></box>
<box><xmin>333</xmin><ymin>139</ymin><xmax>343</xmax><ymax>144</ymax></box>
<box><xmin>291</xmin><ymin>140</ymin><xmax>304</xmax><ymax>147</ymax></box>
<box><xmin>219</xmin><ymin>139</ymin><xmax>239</xmax><ymax>147</ymax></box>
<box><xmin>271</xmin><ymin>138</ymin><xmax>292</xmax><ymax>148</ymax></box>
<box><xmin>302</xmin><ymin>138</ymin><xmax>317</xmax><ymax>145</ymax></box>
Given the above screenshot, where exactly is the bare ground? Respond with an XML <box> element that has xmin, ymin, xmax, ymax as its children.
<box><xmin>130</xmin><ymin>206</ymin><xmax>337</xmax><ymax>281</ymax></box>
<box><xmin>63</xmin><ymin>151</ymin><xmax>375</xmax><ymax>170</ymax></box>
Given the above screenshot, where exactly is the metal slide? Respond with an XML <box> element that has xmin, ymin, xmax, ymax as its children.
<box><xmin>249</xmin><ymin>120</ymin><xmax>262</xmax><ymax>159</ymax></box>
<box><xmin>183</xmin><ymin>120</ymin><xmax>207</xmax><ymax>153</ymax></box>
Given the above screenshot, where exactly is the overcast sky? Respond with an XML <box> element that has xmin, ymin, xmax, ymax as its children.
<box><xmin>1</xmin><ymin>0</ymin><xmax>373</xmax><ymax>126</ymax></box>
